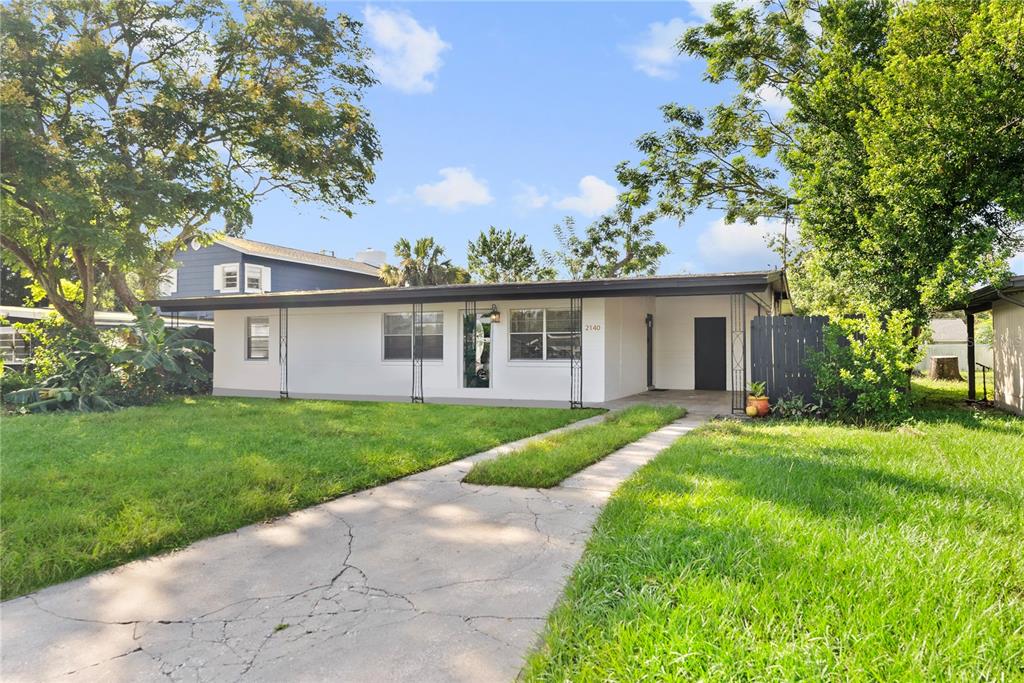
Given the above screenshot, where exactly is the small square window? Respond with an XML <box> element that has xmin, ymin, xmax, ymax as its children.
<box><xmin>223</xmin><ymin>266</ymin><xmax>239</xmax><ymax>291</ymax></box>
<box><xmin>383</xmin><ymin>312</ymin><xmax>443</xmax><ymax>360</ymax></box>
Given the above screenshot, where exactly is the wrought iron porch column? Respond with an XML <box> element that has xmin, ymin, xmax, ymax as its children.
<box><xmin>730</xmin><ymin>294</ymin><xmax>747</xmax><ymax>414</ymax></box>
<box><xmin>966</xmin><ymin>312</ymin><xmax>976</xmax><ymax>400</ymax></box>
<box><xmin>279</xmin><ymin>307</ymin><xmax>289</xmax><ymax>398</ymax></box>
<box><xmin>569</xmin><ymin>297</ymin><xmax>583</xmax><ymax>408</ymax></box>
<box><xmin>411</xmin><ymin>302</ymin><xmax>424</xmax><ymax>403</ymax></box>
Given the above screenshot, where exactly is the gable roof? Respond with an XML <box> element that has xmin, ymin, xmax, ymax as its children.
<box><xmin>215</xmin><ymin>236</ymin><xmax>381</xmax><ymax>276</ymax></box>
<box><xmin>154</xmin><ymin>270</ymin><xmax>787</xmax><ymax>312</ymax></box>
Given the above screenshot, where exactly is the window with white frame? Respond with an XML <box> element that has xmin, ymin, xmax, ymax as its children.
<box><xmin>382</xmin><ymin>312</ymin><xmax>443</xmax><ymax>360</ymax></box>
<box><xmin>246</xmin><ymin>316</ymin><xmax>270</xmax><ymax>360</ymax></box>
<box><xmin>215</xmin><ymin>263</ymin><xmax>240</xmax><ymax>292</ymax></box>
<box><xmin>509</xmin><ymin>308</ymin><xmax>580</xmax><ymax>360</ymax></box>
<box><xmin>244</xmin><ymin>264</ymin><xmax>271</xmax><ymax>293</ymax></box>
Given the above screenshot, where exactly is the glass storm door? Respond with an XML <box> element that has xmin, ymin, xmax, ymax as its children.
<box><xmin>463</xmin><ymin>311</ymin><xmax>492</xmax><ymax>388</ymax></box>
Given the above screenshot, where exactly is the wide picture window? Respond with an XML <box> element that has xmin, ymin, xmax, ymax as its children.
<box><xmin>510</xmin><ymin>308</ymin><xmax>579</xmax><ymax>360</ymax></box>
<box><xmin>383</xmin><ymin>312</ymin><xmax>443</xmax><ymax>360</ymax></box>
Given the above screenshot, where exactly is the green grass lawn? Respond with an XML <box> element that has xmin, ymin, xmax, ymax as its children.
<box><xmin>0</xmin><ymin>397</ymin><xmax>602</xmax><ymax>599</ymax></box>
<box><xmin>464</xmin><ymin>405</ymin><xmax>684</xmax><ymax>488</ymax></box>
<box><xmin>525</xmin><ymin>380</ymin><xmax>1024</xmax><ymax>681</ymax></box>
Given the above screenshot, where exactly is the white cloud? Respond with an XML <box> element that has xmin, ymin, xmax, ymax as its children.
<box><xmin>624</xmin><ymin>18</ymin><xmax>696</xmax><ymax>79</ymax></box>
<box><xmin>515</xmin><ymin>184</ymin><xmax>549</xmax><ymax>210</ymax></box>
<box><xmin>414</xmin><ymin>167</ymin><xmax>493</xmax><ymax>210</ymax></box>
<box><xmin>554</xmin><ymin>176</ymin><xmax>618</xmax><ymax>217</ymax></box>
<box><xmin>756</xmin><ymin>84</ymin><xmax>791</xmax><ymax>116</ymax></box>
<box><xmin>696</xmin><ymin>217</ymin><xmax>790</xmax><ymax>271</ymax></box>
<box><xmin>364</xmin><ymin>7</ymin><xmax>450</xmax><ymax>94</ymax></box>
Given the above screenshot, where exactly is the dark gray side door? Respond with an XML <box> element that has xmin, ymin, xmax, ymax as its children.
<box><xmin>694</xmin><ymin>317</ymin><xmax>727</xmax><ymax>390</ymax></box>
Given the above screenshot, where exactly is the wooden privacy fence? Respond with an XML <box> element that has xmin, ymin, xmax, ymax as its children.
<box><xmin>751</xmin><ymin>316</ymin><xmax>828</xmax><ymax>401</ymax></box>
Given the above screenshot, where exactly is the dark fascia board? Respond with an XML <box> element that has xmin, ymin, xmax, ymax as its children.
<box><xmin>944</xmin><ymin>275</ymin><xmax>1024</xmax><ymax>313</ymax></box>
<box><xmin>152</xmin><ymin>271</ymin><xmax>784</xmax><ymax>312</ymax></box>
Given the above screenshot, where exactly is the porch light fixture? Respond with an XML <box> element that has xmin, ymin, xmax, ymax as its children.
<box><xmin>489</xmin><ymin>304</ymin><xmax>501</xmax><ymax>323</ymax></box>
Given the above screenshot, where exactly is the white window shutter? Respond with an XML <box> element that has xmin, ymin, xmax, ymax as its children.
<box><xmin>213</xmin><ymin>264</ymin><xmax>223</xmax><ymax>292</ymax></box>
<box><xmin>263</xmin><ymin>266</ymin><xmax>271</xmax><ymax>292</ymax></box>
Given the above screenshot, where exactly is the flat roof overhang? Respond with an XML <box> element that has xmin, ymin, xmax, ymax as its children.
<box><xmin>153</xmin><ymin>270</ymin><xmax>786</xmax><ymax>312</ymax></box>
<box><xmin>943</xmin><ymin>275</ymin><xmax>1024</xmax><ymax>314</ymax></box>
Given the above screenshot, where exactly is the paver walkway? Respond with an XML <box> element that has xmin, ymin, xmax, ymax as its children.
<box><xmin>1</xmin><ymin>401</ymin><xmax>722</xmax><ymax>682</ymax></box>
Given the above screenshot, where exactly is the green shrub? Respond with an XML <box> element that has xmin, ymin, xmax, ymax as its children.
<box><xmin>3</xmin><ymin>306</ymin><xmax>212</xmax><ymax>413</ymax></box>
<box><xmin>808</xmin><ymin>310</ymin><xmax>924</xmax><ymax>424</ymax></box>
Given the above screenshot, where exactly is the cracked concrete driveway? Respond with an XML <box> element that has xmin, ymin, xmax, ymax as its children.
<box><xmin>1</xmin><ymin>404</ymin><xmax>717</xmax><ymax>682</ymax></box>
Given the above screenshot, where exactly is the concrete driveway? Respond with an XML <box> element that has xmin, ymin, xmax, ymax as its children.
<box><xmin>1</xmin><ymin>400</ymin><xmax>721</xmax><ymax>682</ymax></box>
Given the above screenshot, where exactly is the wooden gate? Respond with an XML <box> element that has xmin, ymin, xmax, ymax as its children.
<box><xmin>751</xmin><ymin>316</ymin><xmax>828</xmax><ymax>401</ymax></box>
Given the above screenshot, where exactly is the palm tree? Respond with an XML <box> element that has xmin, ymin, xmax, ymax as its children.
<box><xmin>379</xmin><ymin>237</ymin><xmax>469</xmax><ymax>286</ymax></box>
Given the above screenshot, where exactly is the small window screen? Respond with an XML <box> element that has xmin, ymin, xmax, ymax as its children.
<box><xmin>383</xmin><ymin>312</ymin><xmax>443</xmax><ymax>360</ymax></box>
<box><xmin>246</xmin><ymin>316</ymin><xmax>270</xmax><ymax>360</ymax></box>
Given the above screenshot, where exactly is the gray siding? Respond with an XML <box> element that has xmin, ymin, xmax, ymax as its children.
<box><xmin>163</xmin><ymin>243</ymin><xmax>381</xmax><ymax>299</ymax></box>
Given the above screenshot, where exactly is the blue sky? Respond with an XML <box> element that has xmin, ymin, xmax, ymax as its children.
<box><xmin>244</xmin><ymin>2</ymin><xmax>790</xmax><ymax>275</ymax></box>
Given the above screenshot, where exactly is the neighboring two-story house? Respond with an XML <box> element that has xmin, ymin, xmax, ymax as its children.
<box><xmin>159</xmin><ymin>237</ymin><xmax>385</xmax><ymax>317</ymax></box>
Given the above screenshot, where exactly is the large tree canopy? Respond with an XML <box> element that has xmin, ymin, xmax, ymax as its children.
<box><xmin>544</xmin><ymin>204</ymin><xmax>668</xmax><ymax>280</ymax></box>
<box><xmin>1</xmin><ymin>0</ymin><xmax>380</xmax><ymax>329</ymax></box>
<box><xmin>466</xmin><ymin>226</ymin><xmax>555</xmax><ymax>283</ymax></box>
<box><xmin>379</xmin><ymin>237</ymin><xmax>469</xmax><ymax>287</ymax></box>
<box><xmin>618</xmin><ymin>0</ymin><xmax>1024</xmax><ymax>322</ymax></box>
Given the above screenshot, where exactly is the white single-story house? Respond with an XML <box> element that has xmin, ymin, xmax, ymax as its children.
<box><xmin>156</xmin><ymin>271</ymin><xmax>791</xmax><ymax>412</ymax></box>
<box><xmin>954</xmin><ymin>275</ymin><xmax>1024</xmax><ymax>415</ymax></box>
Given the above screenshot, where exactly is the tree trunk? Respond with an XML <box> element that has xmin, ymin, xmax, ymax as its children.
<box><xmin>100</xmin><ymin>262</ymin><xmax>141</xmax><ymax>311</ymax></box>
<box><xmin>928</xmin><ymin>356</ymin><xmax>963</xmax><ymax>381</ymax></box>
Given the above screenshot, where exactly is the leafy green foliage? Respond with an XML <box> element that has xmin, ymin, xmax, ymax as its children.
<box><xmin>808</xmin><ymin>310</ymin><xmax>924</xmax><ymax>423</ymax></box>
<box><xmin>770</xmin><ymin>392</ymin><xmax>822</xmax><ymax>419</ymax></box>
<box><xmin>1</xmin><ymin>0</ymin><xmax>380</xmax><ymax>328</ymax></box>
<box><xmin>1</xmin><ymin>398</ymin><xmax>600</xmax><ymax>597</ymax></box>
<box><xmin>464</xmin><ymin>405</ymin><xmax>682</xmax><ymax>488</ymax></box>
<box><xmin>525</xmin><ymin>382</ymin><xmax>1024</xmax><ymax>680</ymax></box>
<box><xmin>466</xmin><ymin>226</ymin><xmax>556</xmax><ymax>283</ymax></box>
<box><xmin>379</xmin><ymin>237</ymin><xmax>470</xmax><ymax>286</ymax></box>
<box><xmin>619</xmin><ymin>0</ymin><xmax>1024</xmax><ymax>323</ymax></box>
<box><xmin>543</xmin><ymin>204</ymin><xmax>668</xmax><ymax>280</ymax></box>
<box><xmin>4</xmin><ymin>306</ymin><xmax>211</xmax><ymax>413</ymax></box>
<box><xmin>111</xmin><ymin>305</ymin><xmax>212</xmax><ymax>397</ymax></box>
<box><xmin>747</xmin><ymin>381</ymin><xmax>767</xmax><ymax>398</ymax></box>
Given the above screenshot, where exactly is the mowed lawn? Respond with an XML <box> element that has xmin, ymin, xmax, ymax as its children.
<box><xmin>526</xmin><ymin>380</ymin><xmax>1024</xmax><ymax>681</ymax></box>
<box><xmin>1</xmin><ymin>397</ymin><xmax>602</xmax><ymax>599</ymax></box>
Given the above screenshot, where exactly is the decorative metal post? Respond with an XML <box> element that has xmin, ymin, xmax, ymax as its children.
<box><xmin>279</xmin><ymin>307</ymin><xmax>289</xmax><ymax>398</ymax></box>
<box><xmin>411</xmin><ymin>302</ymin><xmax>424</xmax><ymax>403</ymax></box>
<box><xmin>730</xmin><ymin>294</ymin><xmax>747</xmax><ymax>414</ymax></box>
<box><xmin>463</xmin><ymin>300</ymin><xmax>476</xmax><ymax>389</ymax></box>
<box><xmin>966</xmin><ymin>312</ymin><xmax>976</xmax><ymax>400</ymax></box>
<box><xmin>569</xmin><ymin>297</ymin><xmax>584</xmax><ymax>408</ymax></box>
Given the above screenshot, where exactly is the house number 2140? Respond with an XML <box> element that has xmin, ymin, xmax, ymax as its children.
<box><xmin>585</xmin><ymin>324</ymin><xmax>601</xmax><ymax>331</ymax></box>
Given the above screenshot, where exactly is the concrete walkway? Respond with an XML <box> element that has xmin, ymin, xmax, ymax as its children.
<box><xmin>1</xmin><ymin>400</ymin><xmax>723</xmax><ymax>682</ymax></box>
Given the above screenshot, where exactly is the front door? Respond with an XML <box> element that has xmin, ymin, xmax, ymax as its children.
<box><xmin>694</xmin><ymin>317</ymin><xmax>727</xmax><ymax>390</ymax></box>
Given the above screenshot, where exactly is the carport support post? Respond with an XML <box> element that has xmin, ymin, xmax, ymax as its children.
<box><xmin>966</xmin><ymin>312</ymin><xmax>976</xmax><ymax>400</ymax></box>
<box><xmin>411</xmin><ymin>302</ymin><xmax>424</xmax><ymax>403</ymax></box>
<box><xmin>279</xmin><ymin>308</ymin><xmax>288</xmax><ymax>398</ymax></box>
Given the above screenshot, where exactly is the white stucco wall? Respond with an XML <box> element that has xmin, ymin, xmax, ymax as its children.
<box><xmin>652</xmin><ymin>293</ymin><xmax>766</xmax><ymax>391</ymax></box>
<box><xmin>211</xmin><ymin>292</ymin><xmax>770</xmax><ymax>404</ymax></box>
<box><xmin>214</xmin><ymin>298</ymin><xmax>607</xmax><ymax>404</ymax></box>
<box><xmin>992</xmin><ymin>299</ymin><xmax>1024</xmax><ymax>415</ymax></box>
<box><xmin>603</xmin><ymin>296</ymin><xmax>656</xmax><ymax>401</ymax></box>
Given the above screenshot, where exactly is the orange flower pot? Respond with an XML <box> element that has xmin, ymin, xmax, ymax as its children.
<box><xmin>747</xmin><ymin>396</ymin><xmax>770</xmax><ymax>417</ymax></box>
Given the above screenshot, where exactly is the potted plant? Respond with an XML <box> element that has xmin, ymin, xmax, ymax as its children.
<box><xmin>747</xmin><ymin>381</ymin><xmax>770</xmax><ymax>417</ymax></box>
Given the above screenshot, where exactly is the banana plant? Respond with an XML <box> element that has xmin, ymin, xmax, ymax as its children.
<box><xmin>111</xmin><ymin>305</ymin><xmax>212</xmax><ymax>388</ymax></box>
